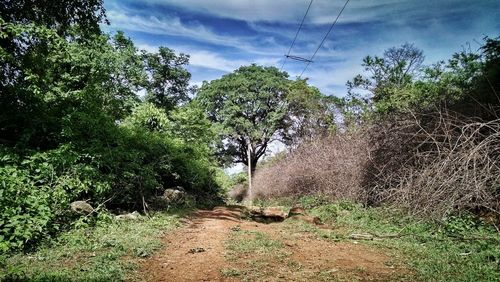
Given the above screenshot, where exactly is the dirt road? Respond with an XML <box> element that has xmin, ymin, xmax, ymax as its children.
<box><xmin>140</xmin><ymin>206</ymin><xmax>402</xmax><ymax>281</ymax></box>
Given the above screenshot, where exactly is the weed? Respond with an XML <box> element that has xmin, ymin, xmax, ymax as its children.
<box><xmin>220</xmin><ymin>268</ymin><xmax>241</xmax><ymax>277</ymax></box>
<box><xmin>302</xmin><ymin>198</ymin><xmax>500</xmax><ymax>281</ymax></box>
<box><xmin>255</xmin><ymin>196</ymin><xmax>500</xmax><ymax>281</ymax></box>
<box><xmin>0</xmin><ymin>210</ymin><xmax>186</xmax><ymax>281</ymax></box>
<box><xmin>225</xmin><ymin>230</ymin><xmax>283</xmax><ymax>255</ymax></box>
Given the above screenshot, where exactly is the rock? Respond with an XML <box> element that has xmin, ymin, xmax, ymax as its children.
<box><xmin>115</xmin><ymin>211</ymin><xmax>141</xmax><ymax>220</ymax></box>
<box><xmin>288</xmin><ymin>206</ymin><xmax>306</xmax><ymax>216</ymax></box>
<box><xmin>151</xmin><ymin>188</ymin><xmax>189</xmax><ymax>209</ymax></box>
<box><xmin>70</xmin><ymin>201</ymin><xmax>94</xmax><ymax>214</ymax></box>
<box><xmin>262</xmin><ymin>207</ymin><xmax>288</xmax><ymax>219</ymax></box>
<box><xmin>162</xmin><ymin>188</ymin><xmax>187</xmax><ymax>204</ymax></box>
<box><xmin>287</xmin><ymin>215</ymin><xmax>323</xmax><ymax>225</ymax></box>
<box><xmin>249</xmin><ymin>206</ymin><xmax>287</xmax><ymax>222</ymax></box>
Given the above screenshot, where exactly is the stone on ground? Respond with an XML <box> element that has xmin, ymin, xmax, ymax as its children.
<box><xmin>70</xmin><ymin>201</ymin><xmax>94</xmax><ymax>214</ymax></box>
<box><xmin>249</xmin><ymin>206</ymin><xmax>287</xmax><ymax>222</ymax></box>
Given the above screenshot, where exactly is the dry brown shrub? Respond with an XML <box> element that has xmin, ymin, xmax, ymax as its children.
<box><xmin>228</xmin><ymin>184</ymin><xmax>247</xmax><ymax>202</ymax></box>
<box><xmin>252</xmin><ymin>109</ymin><xmax>500</xmax><ymax>219</ymax></box>
<box><xmin>252</xmin><ymin>131</ymin><xmax>369</xmax><ymax>202</ymax></box>
<box><xmin>366</xmin><ymin>111</ymin><xmax>500</xmax><ymax>218</ymax></box>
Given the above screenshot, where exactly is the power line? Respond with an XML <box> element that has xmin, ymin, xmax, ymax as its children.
<box><xmin>285</xmin><ymin>54</ymin><xmax>312</xmax><ymax>63</ymax></box>
<box><xmin>280</xmin><ymin>0</ymin><xmax>314</xmax><ymax>71</ymax></box>
<box><xmin>299</xmin><ymin>0</ymin><xmax>350</xmax><ymax>77</ymax></box>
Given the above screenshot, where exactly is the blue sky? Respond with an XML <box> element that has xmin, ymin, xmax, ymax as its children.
<box><xmin>103</xmin><ymin>0</ymin><xmax>500</xmax><ymax>96</ymax></box>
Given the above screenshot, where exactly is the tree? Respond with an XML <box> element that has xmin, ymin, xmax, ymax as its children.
<box><xmin>347</xmin><ymin>43</ymin><xmax>424</xmax><ymax>107</ymax></box>
<box><xmin>107</xmin><ymin>31</ymin><xmax>146</xmax><ymax>117</ymax></box>
<box><xmin>196</xmin><ymin>65</ymin><xmax>290</xmax><ymax>173</ymax></box>
<box><xmin>284</xmin><ymin>79</ymin><xmax>336</xmax><ymax>144</ymax></box>
<box><xmin>0</xmin><ymin>0</ymin><xmax>107</xmax><ymax>36</ymax></box>
<box><xmin>143</xmin><ymin>47</ymin><xmax>192</xmax><ymax>111</ymax></box>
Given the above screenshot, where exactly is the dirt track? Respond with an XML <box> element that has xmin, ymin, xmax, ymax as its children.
<box><xmin>139</xmin><ymin>206</ymin><xmax>401</xmax><ymax>281</ymax></box>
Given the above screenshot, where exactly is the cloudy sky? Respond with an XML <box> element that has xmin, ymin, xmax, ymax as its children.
<box><xmin>103</xmin><ymin>0</ymin><xmax>499</xmax><ymax>96</ymax></box>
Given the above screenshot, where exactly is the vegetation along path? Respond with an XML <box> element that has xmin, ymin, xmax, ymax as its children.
<box><xmin>139</xmin><ymin>206</ymin><xmax>403</xmax><ymax>281</ymax></box>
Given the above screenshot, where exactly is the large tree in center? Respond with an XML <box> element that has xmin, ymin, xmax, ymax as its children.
<box><xmin>196</xmin><ymin>65</ymin><xmax>290</xmax><ymax>173</ymax></box>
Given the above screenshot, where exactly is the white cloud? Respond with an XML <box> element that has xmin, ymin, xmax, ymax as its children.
<box><xmin>136</xmin><ymin>43</ymin><xmax>280</xmax><ymax>72</ymax></box>
<box><xmin>106</xmin><ymin>7</ymin><xmax>284</xmax><ymax>55</ymax></box>
<box><xmin>134</xmin><ymin>0</ymin><xmax>498</xmax><ymax>26</ymax></box>
<box><xmin>136</xmin><ymin>0</ymin><xmax>400</xmax><ymax>24</ymax></box>
<box><xmin>189</xmin><ymin>51</ymin><xmax>252</xmax><ymax>72</ymax></box>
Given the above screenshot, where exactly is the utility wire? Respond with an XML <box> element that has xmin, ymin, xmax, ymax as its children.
<box><xmin>280</xmin><ymin>0</ymin><xmax>314</xmax><ymax>71</ymax></box>
<box><xmin>299</xmin><ymin>0</ymin><xmax>350</xmax><ymax>77</ymax></box>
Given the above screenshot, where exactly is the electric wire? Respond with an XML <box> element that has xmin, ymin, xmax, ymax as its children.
<box><xmin>299</xmin><ymin>0</ymin><xmax>350</xmax><ymax>77</ymax></box>
<box><xmin>280</xmin><ymin>0</ymin><xmax>314</xmax><ymax>71</ymax></box>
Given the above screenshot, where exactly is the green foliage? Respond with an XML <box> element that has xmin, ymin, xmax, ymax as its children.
<box><xmin>167</xmin><ymin>102</ymin><xmax>217</xmax><ymax>146</ymax></box>
<box><xmin>123</xmin><ymin>102</ymin><xmax>171</xmax><ymax>132</ymax></box>
<box><xmin>347</xmin><ymin>43</ymin><xmax>424</xmax><ymax>104</ymax></box>
<box><xmin>81</xmin><ymin>105</ymin><xmax>220</xmax><ymax>207</ymax></box>
<box><xmin>284</xmin><ymin>79</ymin><xmax>337</xmax><ymax>144</ymax></box>
<box><xmin>213</xmin><ymin>169</ymin><xmax>240</xmax><ymax>192</ymax></box>
<box><xmin>0</xmin><ymin>166</ymin><xmax>51</xmax><ymax>253</ymax></box>
<box><xmin>0</xmin><ymin>7</ymin><xmax>223</xmax><ymax>255</ymax></box>
<box><xmin>143</xmin><ymin>47</ymin><xmax>192</xmax><ymax>111</ymax></box>
<box><xmin>0</xmin><ymin>21</ymin><xmax>140</xmax><ymax>148</ymax></box>
<box><xmin>344</xmin><ymin>38</ymin><xmax>500</xmax><ymax>119</ymax></box>
<box><xmin>1</xmin><ymin>210</ymin><xmax>184</xmax><ymax>281</ymax></box>
<box><xmin>297</xmin><ymin>195</ymin><xmax>331</xmax><ymax>209</ymax></box>
<box><xmin>330</xmin><ymin>93</ymin><xmax>373</xmax><ymax>126</ymax></box>
<box><xmin>0</xmin><ymin>145</ymin><xmax>107</xmax><ymax>253</ymax></box>
<box><xmin>0</xmin><ymin>0</ymin><xmax>106</xmax><ymax>36</ymax></box>
<box><xmin>197</xmin><ymin>65</ymin><xmax>330</xmax><ymax>171</ymax></box>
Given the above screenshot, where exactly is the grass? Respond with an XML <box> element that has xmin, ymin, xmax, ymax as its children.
<box><xmin>266</xmin><ymin>195</ymin><xmax>500</xmax><ymax>281</ymax></box>
<box><xmin>225</xmin><ymin>229</ymin><xmax>283</xmax><ymax>256</ymax></box>
<box><xmin>220</xmin><ymin>267</ymin><xmax>241</xmax><ymax>277</ymax></box>
<box><xmin>223</xmin><ymin>228</ymin><xmax>288</xmax><ymax>281</ymax></box>
<box><xmin>0</xmin><ymin>210</ymin><xmax>188</xmax><ymax>281</ymax></box>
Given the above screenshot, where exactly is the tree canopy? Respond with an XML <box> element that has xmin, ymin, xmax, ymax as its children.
<box><xmin>197</xmin><ymin>65</ymin><xmax>290</xmax><ymax>172</ymax></box>
<box><xmin>196</xmin><ymin>64</ymin><xmax>334</xmax><ymax>171</ymax></box>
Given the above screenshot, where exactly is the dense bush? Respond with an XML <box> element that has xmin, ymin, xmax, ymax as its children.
<box><xmin>253</xmin><ymin>112</ymin><xmax>500</xmax><ymax>219</ymax></box>
<box><xmin>0</xmin><ymin>14</ymin><xmax>224</xmax><ymax>254</ymax></box>
<box><xmin>364</xmin><ymin>111</ymin><xmax>500</xmax><ymax>217</ymax></box>
<box><xmin>0</xmin><ymin>145</ymin><xmax>107</xmax><ymax>252</ymax></box>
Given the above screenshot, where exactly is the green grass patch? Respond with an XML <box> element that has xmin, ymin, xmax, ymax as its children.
<box><xmin>224</xmin><ymin>228</ymin><xmax>288</xmax><ymax>281</ymax></box>
<box><xmin>220</xmin><ymin>267</ymin><xmax>241</xmax><ymax>277</ymax></box>
<box><xmin>275</xmin><ymin>196</ymin><xmax>500</xmax><ymax>281</ymax></box>
<box><xmin>0</xmin><ymin>210</ymin><xmax>188</xmax><ymax>281</ymax></box>
<box><xmin>225</xmin><ymin>229</ymin><xmax>283</xmax><ymax>256</ymax></box>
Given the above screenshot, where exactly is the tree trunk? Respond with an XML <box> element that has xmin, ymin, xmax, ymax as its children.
<box><xmin>250</xmin><ymin>158</ymin><xmax>258</xmax><ymax>174</ymax></box>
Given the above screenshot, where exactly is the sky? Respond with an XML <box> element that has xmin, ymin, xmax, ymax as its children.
<box><xmin>102</xmin><ymin>0</ymin><xmax>499</xmax><ymax>96</ymax></box>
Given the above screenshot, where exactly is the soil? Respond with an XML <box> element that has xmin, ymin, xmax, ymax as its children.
<box><xmin>139</xmin><ymin>206</ymin><xmax>403</xmax><ymax>281</ymax></box>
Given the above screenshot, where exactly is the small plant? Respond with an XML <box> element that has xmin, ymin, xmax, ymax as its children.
<box><xmin>221</xmin><ymin>268</ymin><xmax>241</xmax><ymax>277</ymax></box>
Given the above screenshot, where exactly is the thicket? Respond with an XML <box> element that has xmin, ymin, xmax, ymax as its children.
<box><xmin>0</xmin><ymin>5</ymin><xmax>222</xmax><ymax>254</ymax></box>
<box><xmin>252</xmin><ymin>38</ymin><xmax>500</xmax><ymax>220</ymax></box>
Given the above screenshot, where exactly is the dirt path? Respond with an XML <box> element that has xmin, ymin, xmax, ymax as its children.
<box><xmin>139</xmin><ymin>206</ymin><xmax>403</xmax><ymax>281</ymax></box>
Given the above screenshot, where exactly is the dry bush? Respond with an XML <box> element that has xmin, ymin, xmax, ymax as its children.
<box><xmin>252</xmin><ymin>109</ymin><xmax>500</xmax><ymax>219</ymax></box>
<box><xmin>252</xmin><ymin>131</ymin><xmax>369</xmax><ymax>202</ymax></box>
<box><xmin>366</xmin><ymin>111</ymin><xmax>500</xmax><ymax>218</ymax></box>
<box><xmin>228</xmin><ymin>184</ymin><xmax>247</xmax><ymax>202</ymax></box>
